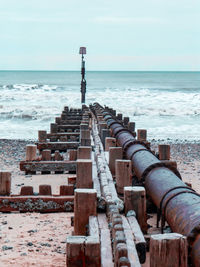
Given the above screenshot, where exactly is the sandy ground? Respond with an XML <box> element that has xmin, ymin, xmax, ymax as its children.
<box><xmin>0</xmin><ymin>212</ymin><xmax>73</xmax><ymax>267</ymax></box>
<box><xmin>1</xmin><ymin>139</ymin><xmax>200</xmax><ymax>266</ymax></box>
<box><xmin>0</xmin><ymin>139</ymin><xmax>73</xmax><ymax>267</ymax></box>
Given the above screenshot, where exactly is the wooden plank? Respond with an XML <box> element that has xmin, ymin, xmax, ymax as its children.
<box><xmin>100</xmin><ymin>229</ymin><xmax>114</xmax><ymax>267</ymax></box>
<box><xmin>20</xmin><ymin>160</ymin><xmax>76</xmax><ymax>173</ymax></box>
<box><xmin>61</xmin><ymin>115</ymin><xmax>82</xmax><ymax>120</ymax></box>
<box><xmin>89</xmin><ymin>216</ymin><xmax>100</xmax><ymax>241</ymax></box>
<box><xmin>58</xmin><ymin>125</ymin><xmax>80</xmax><ymax>130</ymax></box>
<box><xmin>47</xmin><ymin>132</ymin><xmax>80</xmax><ymax>138</ymax></box>
<box><xmin>97</xmin><ymin>214</ymin><xmax>109</xmax><ymax>229</ymax></box>
<box><xmin>122</xmin><ymin>216</ymin><xmax>141</xmax><ymax>267</ymax></box>
<box><xmin>92</xmin><ymin>153</ymin><xmax>101</xmax><ymax>198</ymax></box>
<box><xmin>37</xmin><ymin>141</ymin><xmax>79</xmax><ymax>151</ymax></box>
<box><xmin>58</xmin><ymin>120</ymin><xmax>82</xmax><ymax>125</ymax></box>
<box><xmin>126</xmin><ymin>215</ymin><xmax>146</xmax><ymax>264</ymax></box>
<box><xmin>0</xmin><ymin>195</ymin><xmax>74</xmax><ymax>212</ymax></box>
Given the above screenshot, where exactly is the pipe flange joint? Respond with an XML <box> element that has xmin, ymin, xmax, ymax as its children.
<box><xmin>108</xmin><ymin>120</ymin><xmax>121</xmax><ymax>128</ymax></box>
<box><xmin>123</xmin><ymin>140</ymin><xmax>150</xmax><ymax>153</ymax></box>
<box><xmin>141</xmin><ymin>162</ymin><xmax>182</xmax><ymax>182</ymax></box>
<box><xmin>115</xmin><ymin>128</ymin><xmax>134</xmax><ymax>139</ymax></box>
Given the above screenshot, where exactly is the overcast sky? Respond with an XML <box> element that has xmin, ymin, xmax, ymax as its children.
<box><xmin>0</xmin><ymin>0</ymin><xmax>199</xmax><ymax>70</ymax></box>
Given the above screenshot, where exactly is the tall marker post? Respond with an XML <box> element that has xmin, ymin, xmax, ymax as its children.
<box><xmin>79</xmin><ymin>47</ymin><xmax>87</xmax><ymax>104</ymax></box>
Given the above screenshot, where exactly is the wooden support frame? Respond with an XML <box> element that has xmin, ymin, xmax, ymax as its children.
<box><xmin>0</xmin><ymin>195</ymin><xmax>74</xmax><ymax>212</ymax></box>
<box><xmin>20</xmin><ymin>160</ymin><xmax>76</xmax><ymax>174</ymax></box>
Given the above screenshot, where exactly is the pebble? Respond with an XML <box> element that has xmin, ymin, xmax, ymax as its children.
<box><xmin>40</xmin><ymin>243</ymin><xmax>51</xmax><ymax>247</ymax></box>
<box><xmin>20</xmin><ymin>253</ymin><xmax>27</xmax><ymax>256</ymax></box>
<box><xmin>27</xmin><ymin>229</ymin><xmax>38</xmax><ymax>233</ymax></box>
<box><xmin>2</xmin><ymin>245</ymin><xmax>13</xmax><ymax>251</ymax></box>
<box><xmin>27</xmin><ymin>242</ymin><xmax>33</xmax><ymax>246</ymax></box>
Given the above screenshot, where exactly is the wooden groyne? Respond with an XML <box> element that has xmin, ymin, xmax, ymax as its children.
<box><xmin>0</xmin><ymin>103</ymin><xmax>198</xmax><ymax>266</ymax></box>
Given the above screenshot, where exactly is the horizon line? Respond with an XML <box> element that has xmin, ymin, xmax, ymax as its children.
<box><xmin>0</xmin><ymin>69</ymin><xmax>199</xmax><ymax>72</ymax></box>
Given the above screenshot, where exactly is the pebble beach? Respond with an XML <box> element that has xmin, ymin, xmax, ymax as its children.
<box><xmin>0</xmin><ymin>139</ymin><xmax>73</xmax><ymax>266</ymax></box>
<box><xmin>1</xmin><ymin>138</ymin><xmax>200</xmax><ymax>266</ymax></box>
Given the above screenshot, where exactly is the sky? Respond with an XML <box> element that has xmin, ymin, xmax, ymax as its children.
<box><xmin>0</xmin><ymin>0</ymin><xmax>199</xmax><ymax>71</ymax></box>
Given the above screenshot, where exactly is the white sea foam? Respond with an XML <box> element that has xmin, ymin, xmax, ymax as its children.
<box><xmin>0</xmin><ymin>71</ymin><xmax>200</xmax><ymax>140</ymax></box>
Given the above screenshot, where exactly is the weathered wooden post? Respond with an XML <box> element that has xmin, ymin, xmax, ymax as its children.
<box><xmin>98</xmin><ymin>122</ymin><xmax>107</xmax><ymax>134</ymax></box>
<box><xmin>66</xmin><ymin>236</ymin><xmax>85</xmax><ymax>267</ymax></box>
<box><xmin>50</xmin><ymin>123</ymin><xmax>58</xmax><ymax>133</ymax></box>
<box><xmin>20</xmin><ymin>186</ymin><xmax>34</xmax><ymax>195</ymax></box>
<box><xmin>109</xmin><ymin>147</ymin><xmax>123</xmax><ymax>175</ymax></box>
<box><xmin>101</xmin><ymin>129</ymin><xmax>110</xmax><ymax>148</ymax></box>
<box><xmin>158</xmin><ymin>144</ymin><xmax>170</xmax><ymax>160</ymax></box>
<box><xmin>80</xmin><ymin>129</ymin><xmax>90</xmax><ymax>140</ymax></box>
<box><xmin>150</xmin><ymin>233</ymin><xmax>188</xmax><ymax>267</ymax></box>
<box><xmin>77</xmin><ymin>146</ymin><xmax>92</xmax><ymax>159</ymax></box>
<box><xmin>74</xmin><ymin>189</ymin><xmax>97</xmax><ymax>235</ymax></box>
<box><xmin>38</xmin><ymin>130</ymin><xmax>47</xmax><ymax>142</ymax></box>
<box><xmin>60</xmin><ymin>185</ymin><xmax>74</xmax><ymax>196</ymax></box>
<box><xmin>124</xmin><ymin>186</ymin><xmax>147</xmax><ymax>233</ymax></box>
<box><xmin>76</xmin><ymin>159</ymin><xmax>93</xmax><ymax>188</ymax></box>
<box><xmin>26</xmin><ymin>144</ymin><xmax>37</xmax><ymax>161</ymax></box>
<box><xmin>128</xmin><ymin>122</ymin><xmax>135</xmax><ymax>132</ymax></box>
<box><xmin>55</xmin><ymin>150</ymin><xmax>62</xmax><ymax>161</ymax></box>
<box><xmin>115</xmin><ymin>160</ymin><xmax>132</xmax><ymax>194</ymax></box>
<box><xmin>39</xmin><ymin>185</ymin><xmax>52</xmax><ymax>195</ymax></box>
<box><xmin>69</xmin><ymin>150</ymin><xmax>77</xmax><ymax>161</ymax></box>
<box><xmin>117</xmin><ymin>113</ymin><xmax>123</xmax><ymax>121</ymax></box>
<box><xmin>41</xmin><ymin>149</ymin><xmax>51</xmax><ymax>161</ymax></box>
<box><xmin>123</xmin><ymin>117</ymin><xmax>129</xmax><ymax>127</ymax></box>
<box><xmin>105</xmin><ymin>137</ymin><xmax>116</xmax><ymax>151</ymax></box>
<box><xmin>137</xmin><ymin>129</ymin><xmax>147</xmax><ymax>141</ymax></box>
<box><xmin>0</xmin><ymin>171</ymin><xmax>11</xmax><ymax>195</ymax></box>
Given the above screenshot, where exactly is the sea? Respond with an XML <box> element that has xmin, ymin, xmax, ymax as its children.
<box><xmin>0</xmin><ymin>71</ymin><xmax>200</xmax><ymax>141</ymax></box>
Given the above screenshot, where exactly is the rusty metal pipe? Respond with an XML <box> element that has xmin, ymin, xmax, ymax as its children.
<box><xmin>92</xmin><ymin>103</ymin><xmax>200</xmax><ymax>266</ymax></box>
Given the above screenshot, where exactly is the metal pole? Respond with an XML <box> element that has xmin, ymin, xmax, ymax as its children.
<box><xmin>79</xmin><ymin>47</ymin><xmax>87</xmax><ymax>104</ymax></box>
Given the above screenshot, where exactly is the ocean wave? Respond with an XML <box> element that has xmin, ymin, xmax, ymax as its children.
<box><xmin>0</xmin><ymin>84</ymin><xmax>59</xmax><ymax>91</ymax></box>
<box><xmin>1</xmin><ymin>82</ymin><xmax>200</xmax><ymax>139</ymax></box>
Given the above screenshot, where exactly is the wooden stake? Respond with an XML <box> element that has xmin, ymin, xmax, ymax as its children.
<box><xmin>76</xmin><ymin>159</ymin><xmax>93</xmax><ymax>188</ymax></box>
<box><xmin>38</xmin><ymin>130</ymin><xmax>47</xmax><ymax>142</ymax></box>
<box><xmin>26</xmin><ymin>144</ymin><xmax>37</xmax><ymax>161</ymax></box>
<box><xmin>128</xmin><ymin>122</ymin><xmax>135</xmax><ymax>132</ymax></box>
<box><xmin>77</xmin><ymin>146</ymin><xmax>92</xmax><ymax>159</ymax></box>
<box><xmin>115</xmin><ymin>160</ymin><xmax>132</xmax><ymax>194</ymax></box>
<box><xmin>74</xmin><ymin>189</ymin><xmax>97</xmax><ymax>235</ymax></box>
<box><xmin>69</xmin><ymin>150</ymin><xmax>77</xmax><ymax>161</ymax></box>
<box><xmin>101</xmin><ymin>129</ymin><xmax>110</xmax><ymax>148</ymax></box>
<box><xmin>39</xmin><ymin>185</ymin><xmax>52</xmax><ymax>195</ymax></box>
<box><xmin>41</xmin><ymin>149</ymin><xmax>51</xmax><ymax>161</ymax></box>
<box><xmin>50</xmin><ymin>123</ymin><xmax>58</xmax><ymax>133</ymax></box>
<box><xmin>105</xmin><ymin>137</ymin><xmax>116</xmax><ymax>151</ymax></box>
<box><xmin>150</xmin><ymin>233</ymin><xmax>188</xmax><ymax>267</ymax></box>
<box><xmin>123</xmin><ymin>117</ymin><xmax>129</xmax><ymax>126</ymax></box>
<box><xmin>109</xmin><ymin>147</ymin><xmax>123</xmax><ymax>175</ymax></box>
<box><xmin>20</xmin><ymin>186</ymin><xmax>34</xmax><ymax>195</ymax></box>
<box><xmin>158</xmin><ymin>144</ymin><xmax>170</xmax><ymax>160</ymax></box>
<box><xmin>137</xmin><ymin>129</ymin><xmax>147</xmax><ymax>142</ymax></box>
<box><xmin>124</xmin><ymin>186</ymin><xmax>147</xmax><ymax>233</ymax></box>
<box><xmin>0</xmin><ymin>171</ymin><xmax>11</xmax><ymax>195</ymax></box>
